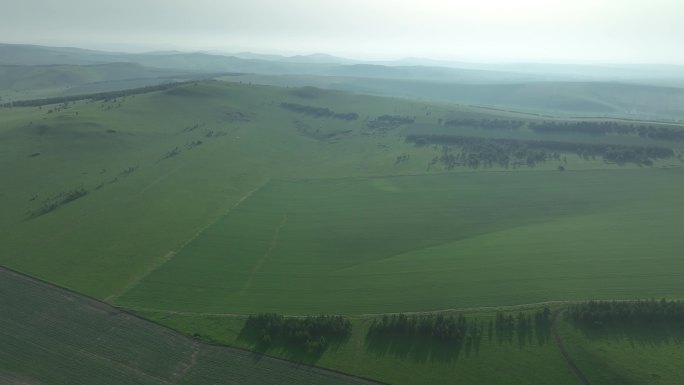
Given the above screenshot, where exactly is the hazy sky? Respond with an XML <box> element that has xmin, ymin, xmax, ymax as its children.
<box><xmin>2</xmin><ymin>0</ymin><xmax>683</xmax><ymax>63</ymax></box>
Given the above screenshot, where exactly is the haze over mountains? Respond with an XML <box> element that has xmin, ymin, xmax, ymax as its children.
<box><xmin>2</xmin><ymin>43</ymin><xmax>684</xmax><ymax>121</ymax></box>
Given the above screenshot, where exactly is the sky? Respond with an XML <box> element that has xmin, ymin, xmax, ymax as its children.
<box><xmin>2</xmin><ymin>0</ymin><xmax>683</xmax><ymax>64</ymax></box>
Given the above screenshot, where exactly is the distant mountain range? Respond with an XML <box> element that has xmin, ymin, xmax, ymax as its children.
<box><xmin>4</xmin><ymin>43</ymin><xmax>683</xmax><ymax>85</ymax></box>
<box><xmin>2</xmin><ymin>43</ymin><xmax>684</xmax><ymax>120</ymax></box>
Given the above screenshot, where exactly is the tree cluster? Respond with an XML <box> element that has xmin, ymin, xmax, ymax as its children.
<box><xmin>394</xmin><ymin>153</ymin><xmax>410</xmax><ymax>164</ymax></box>
<box><xmin>368</xmin><ymin>313</ymin><xmax>468</xmax><ymax>343</ymax></box>
<box><xmin>366</xmin><ymin>115</ymin><xmax>415</xmax><ymax>132</ymax></box>
<box><xmin>444</xmin><ymin>118</ymin><xmax>524</xmax><ymax>130</ymax></box>
<box><xmin>407</xmin><ymin>134</ymin><xmax>674</xmax><ymax>168</ymax></box>
<box><xmin>566</xmin><ymin>299</ymin><xmax>684</xmax><ymax>327</ymax></box>
<box><xmin>29</xmin><ymin>187</ymin><xmax>88</xmax><ymax>218</ymax></box>
<box><xmin>183</xmin><ymin>122</ymin><xmax>206</xmax><ymax>133</ymax></box>
<box><xmin>495</xmin><ymin>308</ymin><xmax>551</xmax><ymax>332</ymax></box>
<box><xmin>244</xmin><ymin>313</ymin><xmax>352</xmax><ymax>352</ymax></box>
<box><xmin>280</xmin><ymin>102</ymin><xmax>358</xmax><ymax>121</ymax></box>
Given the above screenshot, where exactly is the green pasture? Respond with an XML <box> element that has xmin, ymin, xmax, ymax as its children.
<box><xmin>119</xmin><ymin>168</ymin><xmax>684</xmax><ymax>314</ymax></box>
<box><xmin>557</xmin><ymin>316</ymin><xmax>684</xmax><ymax>385</ymax></box>
<box><xmin>2</xmin><ymin>79</ymin><xmax>684</xmax><ymax>385</ymax></box>
<box><xmin>1</xmin><ymin>80</ymin><xmax>682</xmax><ymax>308</ymax></box>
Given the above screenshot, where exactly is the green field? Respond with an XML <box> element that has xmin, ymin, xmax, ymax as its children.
<box><xmin>118</xmin><ymin>169</ymin><xmax>684</xmax><ymax>314</ymax></box>
<box><xmin>0</xmin><ymin>267</ymin><xmax>381</xmax><ymax>385</ymax></box>
<box><xmin>557</xmin><ymin>316</ymin><xmax>684</xmax><ymax>385</ymax></box>
<box><xmin>2</xmin><ymin>79</ymin><xmax>684</xmax><ymax>385</ymax></box>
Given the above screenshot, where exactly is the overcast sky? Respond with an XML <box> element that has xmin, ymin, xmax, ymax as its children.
<box><xmin>2</xmin><ymin>0</ymin><xmax>683</xmax><ymax>63</ymax></box>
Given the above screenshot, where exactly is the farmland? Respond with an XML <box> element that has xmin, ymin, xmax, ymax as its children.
<box><xmin>0</xmin><ymin>266</ymin><xmax>382</xmax><ymax>385</ymax></box>
<box><xmin>2</xmin><ymin>79</ymin><xmax>684</xmax><ymax>385</ymax></box>
<box><xmin>118</xmin><ymin>169</ymin><xmax>684</xmax><ymax>315</ymax></box>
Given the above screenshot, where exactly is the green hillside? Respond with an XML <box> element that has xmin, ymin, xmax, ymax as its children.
<box><xmin>0</xmin><ymin>62</ymin><xmax>219</xmax><ymax>102</ymax></box>
<box><xmin>1</xmin><ymin>80</ymin><xmax>683</xmax><ymax>308</ymax></box>
<box><xmin>2</xmin><ymin>79</ymin><xmax>684</xmax><ymax>385</ymax></box>
<box><xmin>231</xmin><ymin>74</ymin><xmax>684</xmax><ymax>121</ymax></box>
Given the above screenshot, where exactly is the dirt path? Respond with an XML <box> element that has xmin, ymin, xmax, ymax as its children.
<box><xmin>107</xmin><ymin>180</ymin><xmax>271</xmax><ymax>302</ymax></box>
<box><xmin>105</xmin><ymin>251</ymin><xmax>176</xmax><ymax>302</ymax></box>
<box><xmin>551</xmin><ymin>309</ymin><xmax>592</xmax><ymax>385</ymax></box>
<box><xmin>172</xmin><ymin>343</ymin><xmax>200</xmax><ymax>383</ymax></box>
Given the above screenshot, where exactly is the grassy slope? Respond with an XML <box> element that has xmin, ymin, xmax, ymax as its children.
<box><xmin>557</xmin><ymin>317</ymin><xmax>684</xmax><ymax>385</ymax></box>
<box><xmin>0</xmin><ymin>267</ymin><xmax>381</xmax><ymax>385</ymax></box>
<box><xmin>2</xmin><ymin>80</ymin><xmax>684</xmax><ymax>385</ymax></box>
<box><xmin>1</xmin><ymin>80</ymin><xmax>683</xmax><ymax>306</ymax></box>
<box><xmin>0</xmin><ymin>81</ymin><xmax>443</xmax><ymax>299</ymax></box>
<box><xmin>119</xmin><ymin>169</ymin><xmax>684</xmax><ymax>315</ymax></box>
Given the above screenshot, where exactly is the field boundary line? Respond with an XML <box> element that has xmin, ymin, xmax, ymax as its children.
<box><xmin>272</xmin><ymin>165</ymin><xmax>670</xmax><ymax>184</ymax></box>
<box><xmin>108</xmin><ymin>178</ymin><xmax>271</xmax><ymax>302</ymax></box>
<box><xmin>238</xmin><ymin>213</ymin><xmax>288</xmax><ymax>296</ymax></box>
<box><xmin>118</xmin><ymin>298</ymin><xmax>684</xmax><ymax>318</ymax></box>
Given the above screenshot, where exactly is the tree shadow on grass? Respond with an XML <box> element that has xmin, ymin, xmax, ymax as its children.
<box><xmin>571</xmin><ymin>321</ymin><xmax>684</xmax><ymax>349</ymax></box>
<box><xmin>236</xmin><ymin>325</ymin><xmax>350</xmax><ymax>364</ymax></box>
<box><xmin>364</xmin><ymin>333</ymin><xmax>484</xmax><ymax>364</ymax></box>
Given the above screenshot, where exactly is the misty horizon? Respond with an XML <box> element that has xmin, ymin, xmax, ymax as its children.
<box><xmin>2</xmin><ymin>0</ymin><xmax>683</xmax><ymax>65</ymax></box>
<box><xmin>4</xmin><ymin>41</ymin><xmax>684</xmax><ymax>68</ymax></box>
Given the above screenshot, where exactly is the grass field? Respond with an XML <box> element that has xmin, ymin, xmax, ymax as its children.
<box><xmin>118</xmin><ymin>169</ymin><xmax>684</xmax><ymax>314</ymax></box>
<box><xmin>0</xmin><ymin>266</ymin><xmax>382</xmax><ymax>385</ymax></box>
<box><xmin>556</xmin><ymin>316</ymin><xmax>684</xmax><ymax>385</ymax></box>
<box><xmin>2</xmin><ymin>80</ymin><xmax>683</xmax><ymax>312</ymax></box>
<box><xmin>2</xmin><ymin>79</ymin><xmax>684</xmax><ymax>385</ymax></box>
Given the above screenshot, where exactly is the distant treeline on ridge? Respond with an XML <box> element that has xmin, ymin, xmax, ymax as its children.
<box><xmin>1</xmin><ymin>81</ymin><xmax>195</xmax><ymax>108</ymax></box>
<box><xmin>407</xmin><ymin>134</ymin><xmax>674</xmax><ymax>168</ymax></box>
<box><xmin>529</xmin><ymin>121</ymin><xmax>684</xmax><ymax>141</ymax></box>
<box><xmin>443</xmin><ymin>118</ymin><xmax>684</xmax><ymax>141</ymax></box>
<box><xmin>280</xmin><ymin>102</ymin><xmax>359</xmax><ymax>121</ymax></box>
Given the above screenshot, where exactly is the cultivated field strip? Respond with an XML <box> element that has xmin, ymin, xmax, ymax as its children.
<box><xmin>119</xmin><ymin>169</ymin><xmax>684</xmax><ymax>315</ymax></box>
<box><xmin>0</xmin><ymin>266</ymin><xmax>385</xmax><ymax>385</ymax></box>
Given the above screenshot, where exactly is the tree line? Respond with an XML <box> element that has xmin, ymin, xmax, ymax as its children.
<box><xmin>244</xmin><ymin>313</ymin><xmax>352</xmax><ymax>352</ymax></box>
<box><xmin>529</xmin><ymin>121</ymin><xmax>684</xmax><ymax>141</ymax></box>
<box><xmin>494</xmin><ymin>307</ymin><xmax>552</xmax><ymax>346</ymax></box>
<box><xmin>367</xmin><ymin>307</ymin><xmax>552</xmax><ymax>347</ymax></box>
<box><xmin>28</xmin><ymin>187</ymin><xmax>88</xmax><ymax>219</ymax></box>
<box><xmin>407</xmin><ymin>134</ymin><xmax>674</xmax><ymax>168</ymax></box>
<box><xmin>280</xmin><ymin>102</ymin><xmax>358</xmax><ymax>121</ymax></box>
<box><xmin>444</xmin><ymin>118</ymin><xmax>525</xmax><ymax>130</ymax></box>
<box><xmin>368</xmin><ymin>313</ymin><xmax>469</xmax><ymax>343</ymax></box>
<box><xmin>566</xmin><ymin>299</ymin><xmax>684</xmax><ymax>327</ymax></box>
<box><xmin>1</xmin><ymin>81</ymin><xmax>196</xmax><ymax>108</ymax></box>
<box><xmin>366</xmin><ymin>115</ymin><xmax>415</xmax><ymax>132</ymax></box>
<box><xmin>441</xmin><ymin>118</ymin><xmax>684</xmax><ymax>141</ymax></box>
